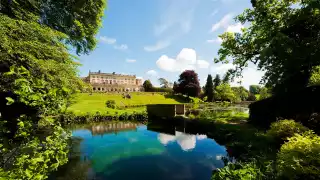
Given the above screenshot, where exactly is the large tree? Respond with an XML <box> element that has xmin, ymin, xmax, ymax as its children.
<box><xmin>158</xmin><ymin>78</ymin><xmax>169</xmax><ymax>88</ymax></box>
<box><xmin>215</xmin><ymin>83</ymin><xmax>236</xmax><ymax>102</ymax></box>
<box><xmin>232</xmin><ymin>86</ymin><xmax>249</xmax><ymax>101</ymax></box>
<box><xmin>249</xmin><ymin>85</ymin><xmax>261</xmax><ymax>95</ymax></box>
<box><xmin>143</xmin><ymin>80</ymin><xmax>153</xmax><ymax>92</ymax></box>
<box><xmin>175</xmin><ymin>70</ymin><xmax>201</xmax><ymax>97</ymax></box>
<box><xmin>204</xmin><ymin>74</ymin><xmax>214</xmax><ymax>102</ymax></box>
<box><xmin>0</xmin><ymin>0</ymin><xmax>106</xmax><ymax>178</ymax></box>
<box><xmin>215</xmin><ymin>0</ymin><xmax>320</xmax><ymax>95</ymax></box>
<box><xmin>213</xmin><ymin>74</ymin><xmax>222</xmax><ymax>88</ymax></box>
<box><xmin>0</xmin><ymin>0</ymin><xmax>106</xmax><ymax>55</ymax></box>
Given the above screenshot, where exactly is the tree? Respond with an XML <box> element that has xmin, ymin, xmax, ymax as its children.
<box><xmin>175</xmin><ymin>70</ymin><xmax>201</xmax><ymax>97</ymax></box>
<box><xmin>173</xmin><ymin>81</ymin><xmax>179</xmax><ymax>93</ymax></box>
<box><xmin>215</xmin><ymin>0</ymin><xmax>320</xmax><ymax>95</ymax></box>
<box><xmin>247</xmin><ymin>93</ymin><xmax>257</xmax><ymax>101</ymax></box>
<box><xmin>204</xmin><ymin>74</ymin><xmax>214</xmax><ymax>102</ymax></box>
<box><xmin>232</xmin><ymin>86</ymin><xmax>249</xmax><ymax>101</ymax></box>
<box><xmin>309</xmin><ymin>66</ymin><xmax>320</xmax><ymax>86</ymax></box>
<box><xmin>143</xmin><ymin>80</ymin><xmax>153</xmax><ymax>92</ymax></box>
<box><xmin>0</xmin><ymin>0</ymin><xmax>106</xmax><ymax>178</ymax></box>
<box><xmin>222</xmin><ymin>71</ymin><xmax>231</xmax><ymax>84</ymax></box>
<box><xmin>213</xmin><ymin>74</ymin><xmax>222</xmax><ymax>88</ymax></box>
<box><xmin>259</xmin><ymin>87</ymin><xmax>271</xmax><ymax>100</ymax></box>
<box><xmin>249</xmin><ymin>85</ymin><xmax>261</xmax><ymax>95</ymax></box>
<box><xmin>158</xmin><ymin>78</ymin><xmax>169</xmax><ymax>88</ymax></box>
<box><xmin>215</xmin><ymin>83</ymin><xmax>236</xmax><ymax>102</ymax></box>
<box><xmin>1</xmin><ymin>0</ymin><xmax>106</xmax><ymax>55</ymax></box>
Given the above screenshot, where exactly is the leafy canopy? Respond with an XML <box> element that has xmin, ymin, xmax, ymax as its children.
<box><xmin>215</xmin><ymin>0</ymin><xmax>320</xmax><ymax>95</ymax></box>
<box><xmin>0</xmin><ymin>0</ymin><xmax>106</xmax><ymax>55</ymax></box>
<box><xmin>174</xmin><ymin>70</ymin><xmax>201</xmax><ymax>97</ymax></box>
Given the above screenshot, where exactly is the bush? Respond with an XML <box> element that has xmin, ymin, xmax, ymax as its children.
<box><xmin>105</xmin><ymin>100</ymin><xmax>116</xmax><ymax>109</ymax></box>
<box><xmin>212</xmin><ymin>161</ymin><xmax>264</xmax><ymax>180</ymax></box>
<box><xmin>277</xmin><ymin>131</ymin><xmax>320</xmax><ymax>179</ymax></box>
<box><xmin>266</xmin><ymin>120</ymin><xmax>309</xmax><ymax>143</ymax></box>
<box><xmin>247</xmin><ymin>93</ymin><xmax>257</xmax><ymax>101</ymax></box>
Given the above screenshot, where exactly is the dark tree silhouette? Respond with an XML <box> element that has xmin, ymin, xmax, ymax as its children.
<box><xmin>213</xmin><ymin>74</ymin><xmax>221</xmax><ymax>88</ymax></box>
<box><xmin>143</xmin><ymin>80</ymin><xmax>153</xmax><ymax>92</ymax></box>
<box><xmin>204</xmin><ymin>74</ymin><xmax>214</xmax><ymax>102</ymax></box>
<box><xmin>175</xmin><ymin>70</ymin><xmax>200</xmax><ymax>97</ymax></box>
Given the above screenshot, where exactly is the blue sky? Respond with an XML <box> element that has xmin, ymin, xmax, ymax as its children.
<box><xmin>77</xmin><ymin>0</ymin><xmax>264</xmax><ymax>89</ymax></box>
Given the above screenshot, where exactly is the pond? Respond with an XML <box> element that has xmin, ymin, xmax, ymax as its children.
<box><xmin>50</xmin><ymin>121</ymin><xmax>228</xmax><ymax>180</ymax></box>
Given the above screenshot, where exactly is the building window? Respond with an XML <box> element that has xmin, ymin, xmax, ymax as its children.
<box><xmin>98</xmin><ymin>87</ymin><xmax>101</xmax><ymax>91</ymax></box>
<box><xmin>102</xmin><ymin>88</ymin><xmax>104</xmax><ymax>91</ymax></box>
<box><xmin>93</xmin><ymin>87</ymin><xmax>96</xmax><ymax>91</ymax></box>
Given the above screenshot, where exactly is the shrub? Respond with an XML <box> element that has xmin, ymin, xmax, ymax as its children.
<box><xmin>105</xmin><ymin>100</ymin><xmax>116</xmax><ymax>109</ymax></box>
<box><xmin>247</xmin><ymin>93</ymin><xmax>257</xmax><ymax>101</ymax></box>
<box><xmin>212</xmin><ymin>161</ymin><xmax>264</xmax><ymax>180</ymax></box>
<box><xmin>266</xmin><ymin>120</ymin><xmax>309</xmax><ymax>143</ymax></box>
<box><xmin>276</xmin><ymin>131</ymin><xmax>320</xmax><ymax>179</ymax></box>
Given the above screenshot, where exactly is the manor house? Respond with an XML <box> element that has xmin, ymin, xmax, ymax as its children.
<box><xmin>83</xmin><ymin>71</ymin><xmax>143</xmax><ymax>92</ymax></box>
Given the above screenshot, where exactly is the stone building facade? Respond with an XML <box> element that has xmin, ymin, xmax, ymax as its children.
<box><xmin>83</xmin><ymin>71</ymin><xmax>143</xmax><ymax>92</ymax></box>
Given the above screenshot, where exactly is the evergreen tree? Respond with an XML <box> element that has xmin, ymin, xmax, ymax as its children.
<box><xmin>204</xmin><ymin>74</ymin><xmax>214</xmax><ymax>102</ymax></box>
<box><xmin>213</xmin><ymin>74</ymin><xmax>222</xmax><ymax>88</ymax></box>
<box><xmin>143</xmin><ymin>80</ymin><xmax>153</xmax><ymax>92</ymax></box>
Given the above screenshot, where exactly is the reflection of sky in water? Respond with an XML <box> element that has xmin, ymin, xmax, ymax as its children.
<box><xmin>58</xmin><ymin>124</ymin><xmax>227</xmax><ymax>180</ymax></box>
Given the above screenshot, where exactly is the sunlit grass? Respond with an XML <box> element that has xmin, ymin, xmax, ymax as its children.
<box><xmin>68</xmin><ymin>92</ymin><xmax>183</xmax><ymax>115</ymax></box>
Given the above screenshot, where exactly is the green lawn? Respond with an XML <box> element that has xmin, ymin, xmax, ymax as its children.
<box><xmin>68</xmin><ymin>92</ymin><xmax>184</xmax><ymax>114</ymax></box>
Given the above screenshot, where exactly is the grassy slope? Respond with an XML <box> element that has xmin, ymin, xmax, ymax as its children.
<box><xmin>69</xmin><ymin>92</ymin><xmax>183</xmax><ymax>114</ymax></box>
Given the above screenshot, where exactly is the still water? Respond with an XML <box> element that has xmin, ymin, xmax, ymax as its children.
<box><xmin>51</xmin><ymin>121</ymin><xmax>228</xmax><ymax>180</ymax></box>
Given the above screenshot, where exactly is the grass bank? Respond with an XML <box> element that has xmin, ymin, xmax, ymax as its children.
<box><xmin>68</xmin><ymin>92</ymin><xmax>189</xmax><ymax>115</ymax></box>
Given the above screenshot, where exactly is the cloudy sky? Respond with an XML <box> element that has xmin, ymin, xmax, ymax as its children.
<box><xmin>77</xmin><ymin>0</ymin><xmax>264</xmax><ymax>89</ymax></box>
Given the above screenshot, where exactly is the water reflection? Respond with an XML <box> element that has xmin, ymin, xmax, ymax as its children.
<box><xmin>158</xmin><ymin>132</ymin><xmax>207</xmax><ymax>151</ymax></box>
<box><xmin>51</xmin><ymin>121</ymin><xmax>228</xmax><ymax>180</ymax></box>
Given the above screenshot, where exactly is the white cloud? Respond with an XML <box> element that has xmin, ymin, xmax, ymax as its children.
<box><xmin>197</xmin><ymin>60</ymin><xmax>210</xmax><ymax>69</ymax></box>
<box><xmin>211</xmin><ymin>63</ymin><xmax>265</xmax><ymax>89</ymax></box>
<box><xmin>158</xmin><ymin>134</ymin><xmax>176</xmax><ymax>145</ymax></box>
<box><xmin>207</xmin><ymin>37</ymin><xmax>223</xmax><ymax>44</ymax></box>
<box><xmin>156</xmin><ymin>48</ymin><xmax>210</xmax><ymax>72</ymax></box>
<box><xmin>146</xmin><ymin>70</ymin><xmax>158</xmax><ymax>76</ymax></box>
<box><xmin>226</xmin><ymin>23</ymin><xmax>244</xmax><ymax>33</ymax></box>
<box><xmin>211</xmin><ymin>13</ymin><xmax>233</xmax><ymax>32</ymax></box>
<box><xmin>114</xmin><ymin>44</ymin><xmax>128</xmax><ymax>51</ymax></box>
<box><xmin>99</xmin><ymin>36</ymin><xmax>116</xmax><ymax>44</ymax></box>
<box><xmin>196</xmin><ymin>134</ymin><xmax>207</xmax><ymax>140</ymax></box>
<box><xmin>230</xmin><ymin>67</ymin><xmax>265</xmax><ymax>89</ymax></box>
<box><xmin>144</xmin><ymin>40</ymin><xmax>171</xmax><ymax>52</ymax></box>
<box><xmin>158</xmin><ymin>131</ymin><xmax>198</xmax><ymax>151</ymax></box>
<box><xmin>176</xmin><ymin>132</ymin><xmax>196</xmax><ymax>151</ymax></box>
<box><xmin>211</xmin><ymin>63</ymin><xmax>235</xmax><ymax>75</ymax></box>
<box><xmin>126</xmin><ymin>59</ymin><xmax>136</xmax><ymax>63</ymax></box>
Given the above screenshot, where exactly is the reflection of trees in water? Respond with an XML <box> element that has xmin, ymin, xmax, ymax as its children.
<box><xmin>49</xmin><ymin>137</ymin><xmax>92</xmax><ymax>180</ymax></box>
<box><xmin>89</xmin><ymin>122</ymin><xmax>137</xmax><ymax>136</ymax></box>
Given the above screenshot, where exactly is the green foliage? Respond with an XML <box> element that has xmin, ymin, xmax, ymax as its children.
<box><xmin>249</xmin><ymin>85</ymin><xmax>261</xmax><ymax>95</ymax></box>
<box><xmin>309</xmin><ymin>65</ymin><xmax>320</xmax><ymax>86</ymax></box>
<box><xmin>0</xmin><ymin>0</ymin><xmax>106</xmax><ymax>55</ymax></box>
<box><xmin>204</xmin><ymin>74</ymin><xmax>214</xmax><ymax>102</ymax></box>
<box><xmin>232</xmin><ymin>86</ymin><xmax>249</xmax><ymax>102</ymax></box>
<box><xmin>214</xmin><ymin>83</ymin><xmax>236</xmax><ymax>102</ymax></box>
<box><xmin>212</xmin><ymin>161</ymin><xmax>264</xmax><ymax>180</ymax></box>
<box><xmin>105</xmin><ymin>100</ymin><xmax>116</xmax><ymax>109</ymax></box>
<box><xmin>277</xmin><ymin>131</ymin><xmax>320</xmax><ymax>179</ymax></box>
<box><xmin>266</xmin><ymin>120</ymin><xmax>309</xmax><ymax>143</ymax></box>
<box><xmin>247</xmin><ymin>93</ymin><xmax>257</xmax><ymax>101</ymax></box>
<box><xmin>259</xmin><ymin>87</ymin><xmax>271</xmax><ymax>100</ymax></box>
<box><xmin>143</xmin><ymin>80</ymin><xmax>153</xmax><ymax>92</ymax></box>
<box><xmin>215</xmin><ymin>0</ymin><xmax>320</xmax><ymax>95</ymax></box>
